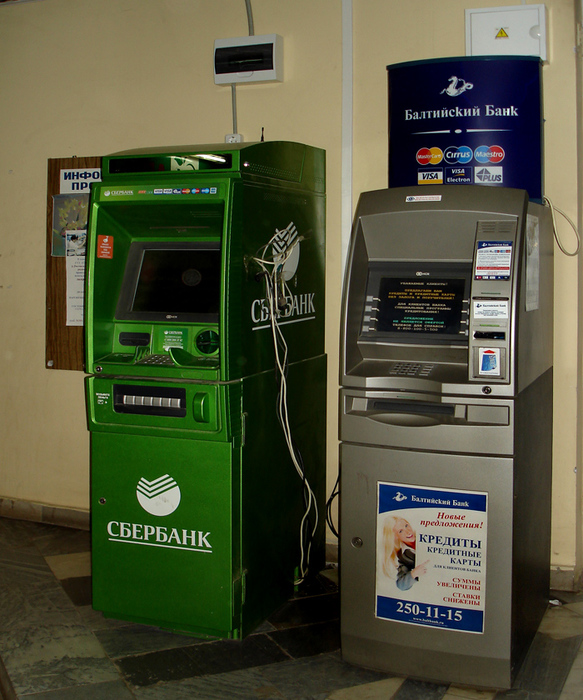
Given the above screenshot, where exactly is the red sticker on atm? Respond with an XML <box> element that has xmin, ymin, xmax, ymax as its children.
<box><xmin>97</xmin><ymin>235</ymin><xmax>113</xmax><ymax>259</ymax></box>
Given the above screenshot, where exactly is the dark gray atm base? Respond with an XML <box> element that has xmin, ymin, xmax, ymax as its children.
<box><xmin>342</xmin><ymin>634</ymin><xmax>511</xmax><ymax>689</ymax></box>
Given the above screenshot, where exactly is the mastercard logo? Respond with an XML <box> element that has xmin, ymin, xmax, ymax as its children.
<box><xmin>416</xmin><ymin>147</ymin><xmax>444</xmax><ymax>166</ymax></box>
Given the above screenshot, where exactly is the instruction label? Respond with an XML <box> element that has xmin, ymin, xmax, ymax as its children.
<box><xmin>473</xmin><ymin>300</ymin><xmax>508</xmax><ymax>319</ymax></box>
<box><xmin>475</xmin><ymin>241</ymin><xmax>512</xmax><ymax>280</ymax></box>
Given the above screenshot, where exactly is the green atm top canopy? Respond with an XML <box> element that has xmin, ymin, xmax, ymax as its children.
<box><xmin>85</xmin><ymin>141</ymin><xmax>326</xmax><ymax>383</ymax></box>
<box><xmin>102</xmin><ymin>141</ymin><xmax>325</xmax><ymax>191</ymax></box>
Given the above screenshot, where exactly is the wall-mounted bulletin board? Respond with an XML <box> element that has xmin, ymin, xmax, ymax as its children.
<box><xmin>46</xmin><ymin>156</ymin><xmax>101</xmax><ymax>371</ymax></box>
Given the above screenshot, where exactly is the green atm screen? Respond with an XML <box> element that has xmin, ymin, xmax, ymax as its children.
<box><xmin>117</xmin><ymin>244</ymin><xmax>221</xmax><ymax>323</ymax></box>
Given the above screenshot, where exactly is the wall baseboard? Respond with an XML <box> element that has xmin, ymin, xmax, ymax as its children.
<box><xmin>551</xmin><ymin>567</ymin><xmax>582</xmax><ymax>592</ymax></box>
<box><xmin>0</xmin><ymin>497</ymin><xmax>89</xmax><ymax>531</ymax></box>
<box><xmin>0</xmin><ymin>504</ymin><xmax>578</xmax><ymax>592</ymax></box>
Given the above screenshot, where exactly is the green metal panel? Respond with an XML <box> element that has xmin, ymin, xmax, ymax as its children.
<box><xmin>238</xmin><ymin>356</ymin><xmax>327</xmax><ymax>635</ymax></box>
<box><xmin>85</xmin><ymin>141</ymin><xmax>326</xmax><ymax>638</ymax></box>
<box><xmin>85</xmin><ymin>142</ymin><xmax>325</xmax><ymax>382</ymax></box>
<box><xmin>91</xmin><ymin>431</ymin><xmax>241</xmax><ymax>637</ymax></box>
<box><xmin>87</xmin><ymin>376</ymin><xmax>241</xmax><ymax>443</ymax></box>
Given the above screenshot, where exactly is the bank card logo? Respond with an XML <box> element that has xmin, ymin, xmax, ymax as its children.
<box><xmin>444</xmin><ymin>146</ymin><xmax>473</xmax><ymax>165</ymax></box>
<box><xmin>137</xmin><ymin>474</ymin><xmax>181</xmax><ymax>516</ymax></box>
<box><xmin>475</xmin><ymin>167</ymin><xmax>503</xmax><ymax>184</ymax></box>
<box><xmin>272</xmin><ymin>221</ymin><xmax>300</xmax><ymax>281</ymax></box>
<box><xmin>416</xmin><ymin>147</ymin><xmax>443</xmax><ymax>166</ymax></box>
<box><xmin>440</xmin><ymin>75</ymin><xmax>474</xmax><ymax>97</ymax></box>
<box><xmin>474</xmin><ymin>145</ymin><xmax>505</xmax><ymax>164</ymax></box>
<box><xmin>418</xmin><ymin>170</ymin><xmax>443</xmax><ymax>184</ymax></box>
<box><xmin>445</xmin><ymin>167</ymin><xmax>473</xmax><ymax>184</ymax></box>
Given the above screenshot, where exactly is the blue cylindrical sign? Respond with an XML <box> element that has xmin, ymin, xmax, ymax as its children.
<box><xmin>387</xmin><ymin>56</ymin><xmax>543</xmax><ymax>200</ymax></box>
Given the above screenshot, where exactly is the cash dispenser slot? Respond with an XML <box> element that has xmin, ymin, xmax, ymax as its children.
<box><xmin>119</xmin><ymin>332</ymin><xmax>151</xmax><ymax>347</ymax></box>
<box><xmin>473</xmin><ymin>331</ymin><xmax>505</xmax><ymax>340</ymax></box>
<box><xmin>113</xmin><ymin>384</ymin><xmax>186</xmax><ymax>417</ymax></box>
<box><xmin>372</xmin><ymin>399</ymin><xmax>455</xmax><ymax>415</ymax></box>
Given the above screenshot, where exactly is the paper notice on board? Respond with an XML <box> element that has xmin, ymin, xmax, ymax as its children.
<box><xmin>376</xmin><ymin>481</ymin><xmax>487</xmax><ymax>634</ymax></box>
<box><xmin>66</xmin><ymin>230</ymin><xmax>86</xmax><ymax>326</ymax></box>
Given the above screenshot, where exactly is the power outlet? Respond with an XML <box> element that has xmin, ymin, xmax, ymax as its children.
<box><xmin>225</xmin><ymin>133</ymin><xmax>244</xmax><ymax>143</ymax></box>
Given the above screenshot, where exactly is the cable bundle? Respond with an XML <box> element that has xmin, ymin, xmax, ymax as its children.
<box><xmin>252</xmin><ymin>225</ymin><xmax>319</xmax><ymax>585</ymax></box>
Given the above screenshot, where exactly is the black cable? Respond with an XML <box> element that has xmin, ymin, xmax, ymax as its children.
<box><xmin>326</xmin><ymin>475</ymin><xmax>340</xmax><ymax>539</ymax></box>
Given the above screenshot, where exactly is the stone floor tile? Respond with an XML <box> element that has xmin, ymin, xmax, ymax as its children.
<box><xmin>45</xmin><ymin>551</ymin><xmax>91</xmax><ymax>580</ymax></box>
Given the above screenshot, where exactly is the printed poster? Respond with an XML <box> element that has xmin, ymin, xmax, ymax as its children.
<box><xmin>65</xmin><ymin>230</ymin><xmax>86</xmax><ymax>326</ymax></box>
<box><xmin>376</xmin><ymin>482</ymin><xmax>487</xmax><ymax>634</ymax></box>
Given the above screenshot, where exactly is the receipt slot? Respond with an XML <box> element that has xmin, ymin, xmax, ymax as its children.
<box><xmin>85</xmin><ymin>142</ymin><xmax>326</xmax><ymax>638</ymax></box>
<box><xmin>339</xmin><ymin>185</ymin><xmax>552</xmax><ymax>688</ymax></box>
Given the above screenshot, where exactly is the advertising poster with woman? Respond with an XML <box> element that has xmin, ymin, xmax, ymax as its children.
<box><xmin>376</xmin><ymin>481</ymin><xmax>487</xmax><ymax>634</ymax></box>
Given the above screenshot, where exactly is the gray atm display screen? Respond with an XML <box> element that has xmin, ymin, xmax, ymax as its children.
<box><xmin>377</xmin><ymin>277</ymin><xmax>466</xmax><ymax>334</ymax></box>
<box><xmin>361</xmin><ymin>263</ymin><xmax>470</xmax><ymax>344</ymax></box>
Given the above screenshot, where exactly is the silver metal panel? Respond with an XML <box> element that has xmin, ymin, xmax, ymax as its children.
<box><xmin>340</xmin><ymin>444</ymin><xmax>514</xmax><ymax>687</ymax></box>
<box><xmin>339</xmin><ymin>186</ymin><xmax>553</xmax><ymax>689</ymax></box>
<box><xmin>341</xmin><ymin>388</ymin><xmax>514</xmax><ymax>456</ymax></box>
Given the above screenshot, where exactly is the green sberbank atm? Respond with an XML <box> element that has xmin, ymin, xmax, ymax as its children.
<box><xmin>85</xmin><ymin>141</ymin><xmax>326</xmax><ymax>639</ymax></box>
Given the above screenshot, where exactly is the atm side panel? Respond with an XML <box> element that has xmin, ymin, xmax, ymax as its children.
<box><xmin>226</xmin><ymin>176</ymin><xmax>325</xmax><ymax>381</ymax></box>
<box><xmin>340</xmin><ymin>443</ymin><xmax>514</xmax><ymax>688</ymax></box>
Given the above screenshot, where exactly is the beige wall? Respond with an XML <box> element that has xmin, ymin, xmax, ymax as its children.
<box><xmin>0</xmin><ymin>0</ymin><xmax>579</xmax><ymax>580</ymax></box>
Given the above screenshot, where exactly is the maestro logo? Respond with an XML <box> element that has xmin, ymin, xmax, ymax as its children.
<box><xmin>474</xmin><ymin>145</ymin><xmax>505</xmax><ymax>164</ymax></box>
<box><xmin>444</xmin><ymin>146</ymin><xmax>473</xmax><ymax>165</ymax></box>
<box><xmin>416</xmin><ymin>147</ymin><xmax>443</xmax><ymax>166</ymax></box>
<box><xmin>136</xmin><ymin>474</ymin><xmax>181</xmax><ymax>516</ymax></box>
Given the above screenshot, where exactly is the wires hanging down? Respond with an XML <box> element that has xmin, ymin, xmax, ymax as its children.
<box><xmin>252</xmin><ymin>227</ymin><xmax>319</xmax><ymax>586</ymax></box>
<box><xmin>543</xmin><ymin>196</ymin><xmax>580</xmax><ymax>257</ymax></box>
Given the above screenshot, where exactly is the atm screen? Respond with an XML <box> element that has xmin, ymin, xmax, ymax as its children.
<box><xmin>377</xmin><ymin>277</ymin><xmax>466</xmax><ymax>334</ymax></box>
<box><xmin>116</xmin><ymin>242</ymin><xmax>221</xmax><ymax>322</ymax></box>
<box><xmin>362</xmin><ymin>263</ymin><xmax>470</xmax><ymax>343</ymax></box>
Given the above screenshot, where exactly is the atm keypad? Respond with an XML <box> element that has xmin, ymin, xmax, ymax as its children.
<box><xmin>389</xmin><ymin>362</ymin><xmax>434</xmax><ymax>377</ymax></box>
<box><xmin>137</xmin><ymin>354</ymin><xmax>175</xmax><ymax>366</ymax></box>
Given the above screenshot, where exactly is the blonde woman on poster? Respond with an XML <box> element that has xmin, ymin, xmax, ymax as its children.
<box><xmin>382</xmin><ymin>516</ymin><xmax>430</xmax><ymax>591</ymax></box>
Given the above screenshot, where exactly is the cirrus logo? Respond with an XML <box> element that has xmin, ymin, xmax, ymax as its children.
<box><xmin>444</xmin><ymin>146</ymin><xmax>473</xmax><ymax>165</ymax></box>
<box><xmin>474</xmin><ymin>145</ymin><xmax>505</xmax><ymax>164</ymax></box>
<box><xmin>136</xmin><ymin>474</ymin><xmax>181</xmax><ymax>516</ymax></box>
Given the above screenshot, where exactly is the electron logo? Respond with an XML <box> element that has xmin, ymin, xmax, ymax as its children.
<box><xmin>416</xmin><ymin>147</ymin><xmax>443</xmax><ymax>166</ymax></box>
<box><xmin>444</xmin><ymin>146</ymin><xmax>473</xmax><ymax>165</ymax></box>
<box><xmin>474</xmin><ymin>145</ymin><xmax>505</xmax><ymax>164</ymax></box>
<box><xmin>136</xmin><ymin>474</ymin><xmax>181</xmax><ymax>516</ymax></box>
<box><xmin>272</xmin><ymin>221</ymin><xmax>300</xmax><ymax>281</ymax></box>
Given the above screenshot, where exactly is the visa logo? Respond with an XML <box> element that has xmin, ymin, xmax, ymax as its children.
<box><xmin>418</xmin><ymin>170</ymin><xmax>443</xmax><ymax>184</ymax></box>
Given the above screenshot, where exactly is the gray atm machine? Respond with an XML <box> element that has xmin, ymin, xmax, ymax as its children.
<box><xmin>340</xmin><ymin>185</ymin><xmax>553</xmax><ymax>689</ymax></box>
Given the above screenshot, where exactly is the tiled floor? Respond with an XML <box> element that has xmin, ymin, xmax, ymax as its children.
<box><xmin>0</xmin><ymin>516</ymin><xmax>582</xmax><ymax>699</ymax></box>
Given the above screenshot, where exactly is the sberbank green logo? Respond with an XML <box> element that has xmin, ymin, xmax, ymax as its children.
<box><xmin>136</xmin><ymin>474</ymin><xmax>181</xmax><ymax>516</ymax></box>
